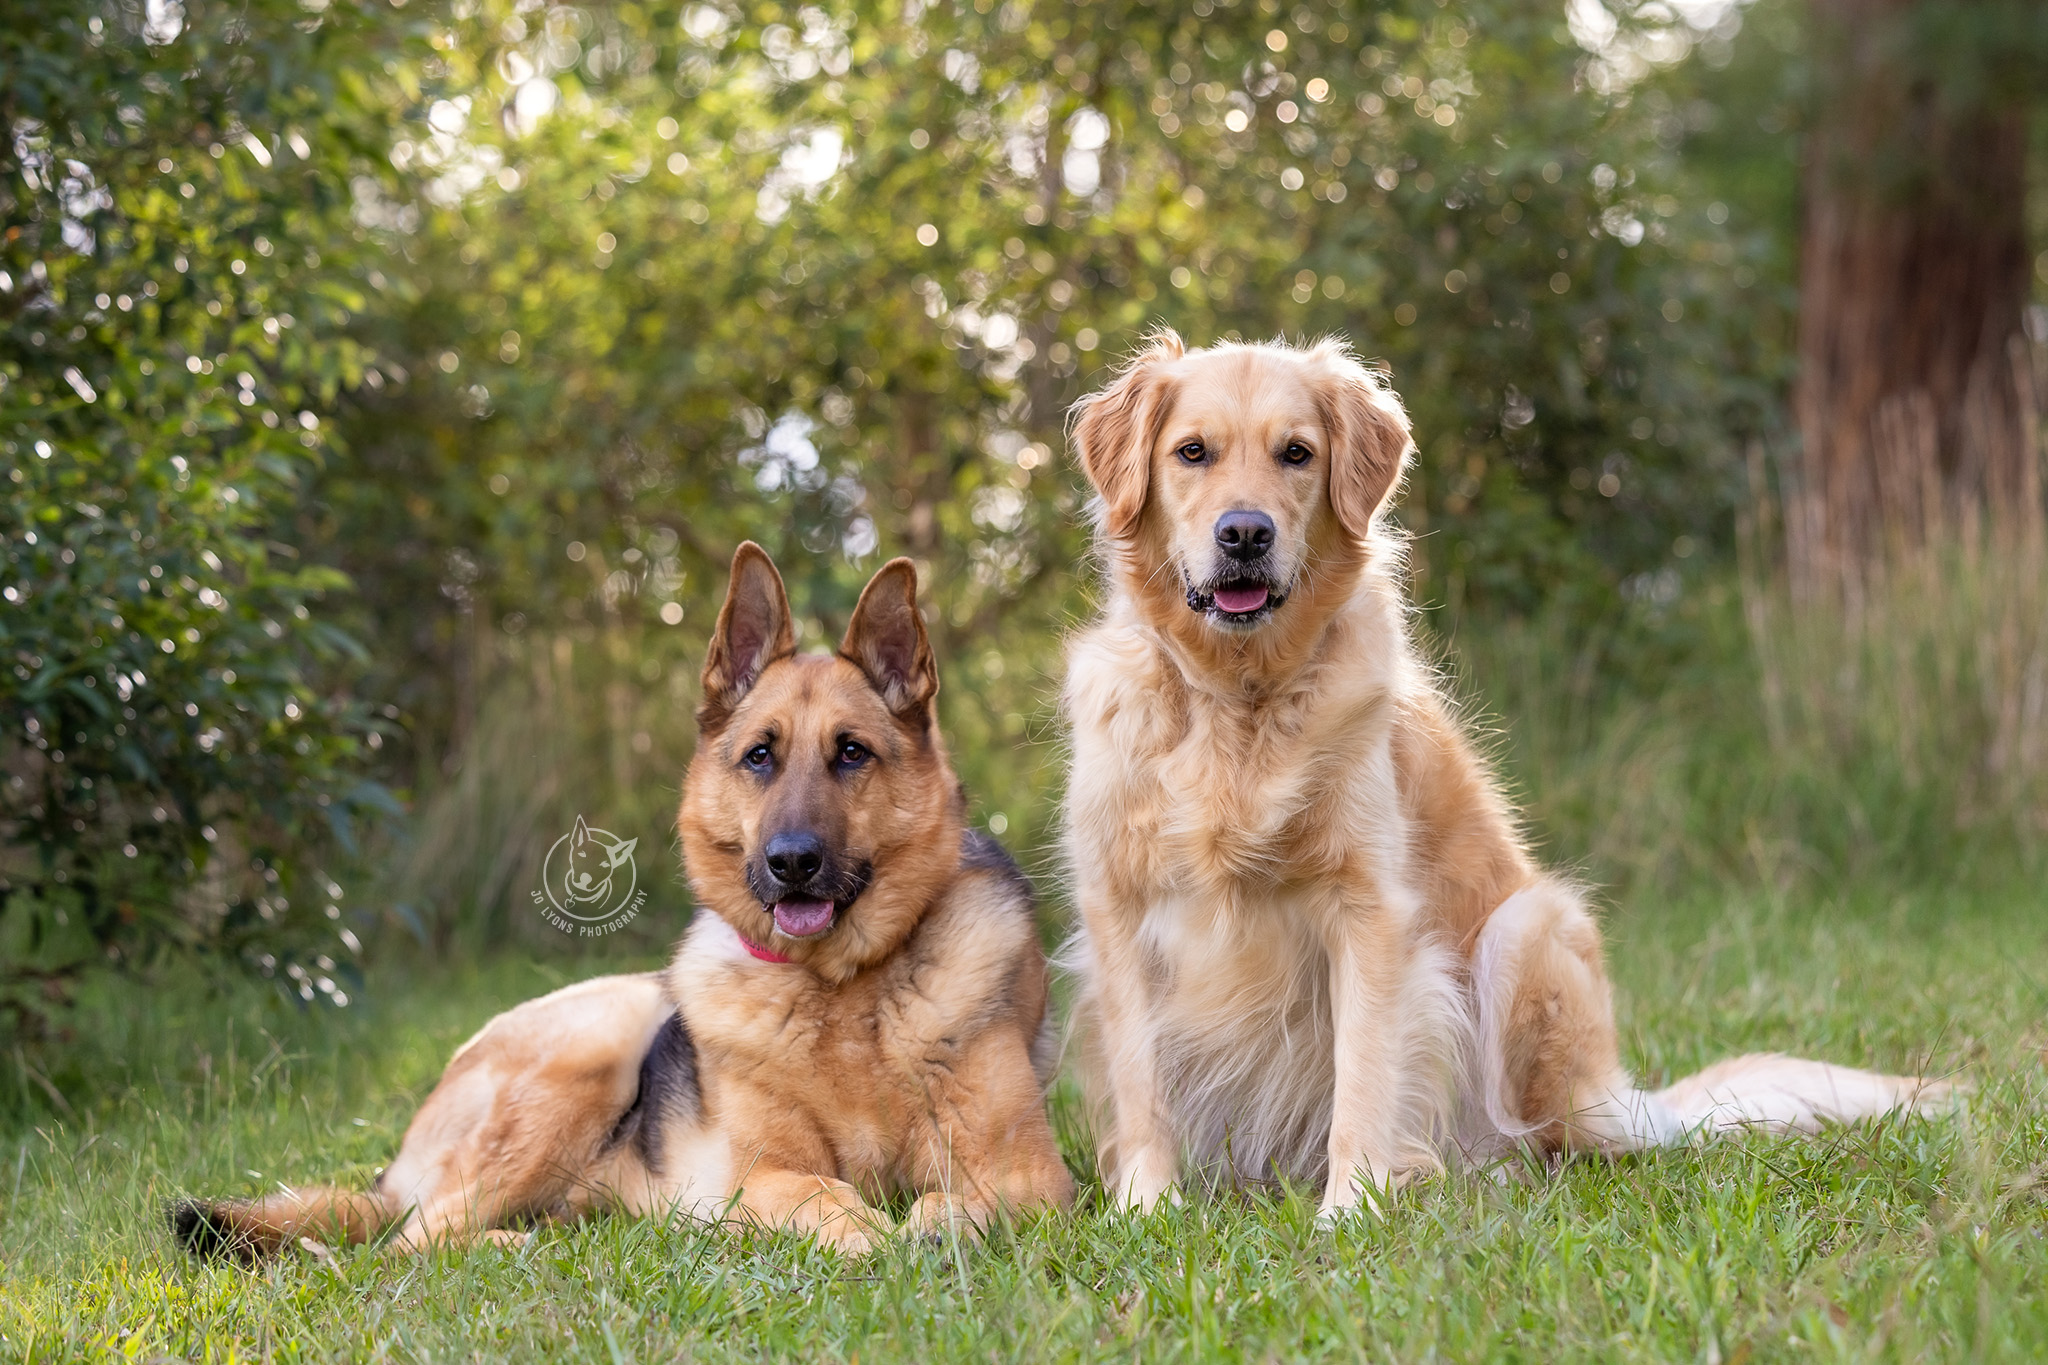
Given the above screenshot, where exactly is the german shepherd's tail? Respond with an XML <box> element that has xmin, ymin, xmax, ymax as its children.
<box><xmin>168</xmin><ymin>1185</ymin><xmax>397</xmax><ymax>1262</ymax></box>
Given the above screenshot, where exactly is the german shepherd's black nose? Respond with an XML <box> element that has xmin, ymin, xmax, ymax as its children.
<box><xmin>1214</xmin><ymin>510</ymin><xmax>1275</xmax><ymax>561</ymax></box>
<box><xmin>764</xmin><ymin>832</ymin><xmax>826</xmax><ymax>886</ymax></box>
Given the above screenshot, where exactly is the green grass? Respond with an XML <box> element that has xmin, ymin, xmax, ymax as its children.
<box><xmin>2</xmin><ymin>886</ymin><xmax>2044</xmax><ymax>1363</ymax></box>
<box><xmin>6</xmin><ymin>554</ymin><xmax>2044</xmax><ymax>1360</ymax></box>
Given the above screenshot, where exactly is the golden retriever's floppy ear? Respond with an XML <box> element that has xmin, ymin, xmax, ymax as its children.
<box><xmin>840</xmin><ymin>557</ymin><xmax>937</xmax><ymax>723</ymax></box>
<box><xmin>1315</xmin><ymin>342</ymin><xmax>1415</xmax><ymax>539</ymax></box>
<box><xmin>698</xmin><ymin>541</ymin><xmax>796</xmax><ymax>728</ymax></box>
<box><xmin>1070</xmin><ymin>329</ymin><xmax>1184</xmax><ymax>539</ymax></box>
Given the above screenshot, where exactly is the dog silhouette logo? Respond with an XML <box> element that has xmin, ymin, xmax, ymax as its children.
<box><xmin>535</xmin><ymin>816</ymin><xmax>646</xmax><ymax>933</ymax></box>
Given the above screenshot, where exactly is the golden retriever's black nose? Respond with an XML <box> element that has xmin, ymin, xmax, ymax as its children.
<box><xmin>765</xmin><ymin>832</ymin><xmax>826</xmax><ymax>886</ymax></box>
<box><xmin>1214</xmin><ymin>510</ymin><xmax>1275</xmax><ymax>561</ymax></box>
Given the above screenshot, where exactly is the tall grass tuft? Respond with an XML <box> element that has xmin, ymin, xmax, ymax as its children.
<box><xmin>1449</xmin><ymin>529</ymin><xmax>2047</xmax><ymax>903</ymax></box>
<box><xmin>1746</xmin><ymin>532</ymin><xmax>2047</xmax><ymax>876</ymax></box>
<box><xmin>373</xmin><ymin>629</ymin><xmax>704</xmax><ymax>956</ymax></box>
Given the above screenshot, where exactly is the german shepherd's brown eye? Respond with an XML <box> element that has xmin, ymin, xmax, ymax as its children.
<box><xmin>1176</xmin><ymin>441</ymin><xmax>1207</xmax><ymax>465</ymax></box>
<box><xmin>837</xmin><ymin>740</ymin><xmax>869</xmax><ymax>768</ymax></box>
<box><xmin>1281</xmin><ymin>442</ymin><xmax>1313</xmax><ymax>466</ymax></box>
<box><xmin>743</xmin><ymin>744</ymin><xmax>774</xmax><ymax>771</ymax></box>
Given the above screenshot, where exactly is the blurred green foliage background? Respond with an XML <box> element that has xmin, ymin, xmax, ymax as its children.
<box><xmin>3</xmin><ymin>0</ymin><xmax>2044</xmax><ymax>1055</ymax></box>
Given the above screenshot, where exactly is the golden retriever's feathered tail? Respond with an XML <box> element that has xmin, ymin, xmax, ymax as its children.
<box><xmin>1643</xmin><ymin>1054</ymin><xmax>1959</xmax><ymax>1139</ymax></box>
<box><xmin>1556</xmin><ymin>1054</ymin><xmax>1959</xmax><ymax>1154</ymax></box>
<box><xmin>1469</xmin><ymin>881</ymin><xmax>1960</xmax><ymax>1155</ymax></box>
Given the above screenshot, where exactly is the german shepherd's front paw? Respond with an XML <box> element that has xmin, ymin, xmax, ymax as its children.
<box><xmin>812</xmin><ymin>1216</ymin><xmax>881</xmax><ymax>1258</ymax></box>
<box><xmin>898</xmin><ymin>1192</ymin><xmax>984</xmax><ymax>1244</ymax></box>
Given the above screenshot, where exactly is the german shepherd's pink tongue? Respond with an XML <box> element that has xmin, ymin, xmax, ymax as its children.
<box><xmin>773</xmin><ymin>899</ymin><xmax>835</xmax><ymax>938</ymax></box>
<box><xmin>1213</xmin><ymin>583</ymin><xmax>1269</xmax><ymax>613</ymax></box>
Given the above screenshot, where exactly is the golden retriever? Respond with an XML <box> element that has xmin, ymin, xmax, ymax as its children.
<box><xmin>1059</xmin><ymin>331</ymin><xmax>1951</xmax><ymax>1217</ymax></box>
<box><xmin>172</xmin><ymin>545</ymin><xmax>1072</xmax><ymax>1258</ymax></box>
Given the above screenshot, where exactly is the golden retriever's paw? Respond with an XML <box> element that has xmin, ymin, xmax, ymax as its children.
<box><xmin>1314</xmin><ymin>1197</ymin><xmax>1385</xmax><ymax>1228</ymax></box>
<box><xmin>483</xmin><ymin>1228</ymin><xmax>531</xmax><ymax>1249</ymax></box>
<box><xmin>1111</xmin><ymin>1169</ymin><xmax>1182</xmax><ymax>1216</ymax></box>
<box><xmin>1317</xmin><ymin>1163</ymin><xmax>1405</xmax><ymax>1223</ymax></box>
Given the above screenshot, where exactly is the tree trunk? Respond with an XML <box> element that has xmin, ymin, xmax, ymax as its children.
<box><xmin>1792</xmin><ymin>0</ymin><xmax>2038</xmax><ymax>588</ymax></box>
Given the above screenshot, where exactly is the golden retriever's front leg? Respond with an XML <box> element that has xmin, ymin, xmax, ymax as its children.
<box><xmin>1080</xmin><ymin>893</ymin><xmax>1181</xmax><ymax>1213</ymax></box>
<box><xmin>1320</xmin><ymin>903</ymin><xmax>1419</xmax><ymax>1219</ymax></box>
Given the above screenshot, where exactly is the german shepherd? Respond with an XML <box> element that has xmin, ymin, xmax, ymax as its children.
<box><xmin>1060</xmin><ymin>331</ymin><xmax>1953</xmax><ymax>1217</ymax></box>
<box><xmin>172</xmin><ymin>545</ymin><xmax>1073</xmax><ymax>1258</ymax></box>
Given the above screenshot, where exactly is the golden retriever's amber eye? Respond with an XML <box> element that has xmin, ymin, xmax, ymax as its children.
<box><xmin>837</xmin><ymin>740</ymin><xmax>869</xmax><ymax>768</ymax></box>
<box><xmin>743</xmin><ymin>744</ymin><xmax>774</xmax><ymax>771</ymax></box>
<box><xmin>1176</xmin><ymin>441</ymin><xmax>1207</xmax><ymax>465</ymax></box>
<box><xmin>1281</xmin><ymin>442</ymin><xmax>1314</xmax><ymax>466</ymax></box>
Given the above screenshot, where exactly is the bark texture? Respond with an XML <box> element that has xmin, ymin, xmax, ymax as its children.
<box><xmin>1793</xmin><ymin>0</ymin><xmax>2040</xmax><ymax>585</ymax></box>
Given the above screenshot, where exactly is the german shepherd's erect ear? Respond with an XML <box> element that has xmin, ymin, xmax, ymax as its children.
<box><xmin>698</xmin><ymin>542</ymin><xmax>796</xmax><ymax>729</ymax></box>
<box><xmin>839</xmin><ymin>557</ymin><xmax>937</xmax><ymax>725</ymax></box>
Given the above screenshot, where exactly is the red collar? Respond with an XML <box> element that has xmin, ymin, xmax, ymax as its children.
<box><xmin>738</xmin><ymin>933</ymin><xmax>794</xmax><ymax>964</ymax></box>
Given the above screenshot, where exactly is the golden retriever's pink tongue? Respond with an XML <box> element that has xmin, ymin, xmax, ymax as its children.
<box><xmin>1213</xmin><ymin>584</ymin><xmax>1270</xmax><ymax>614</ymax></box>
<box><xmin>773</xmin><ymin>899</ymin><xmax>834</xmax><ymax>938</ymax></box>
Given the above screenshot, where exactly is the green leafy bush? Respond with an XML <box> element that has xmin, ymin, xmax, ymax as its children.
<box><xmin>0</xmin><ymin>0</ymin><xmax>422</xmax><ymax>1027</ymax></box>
